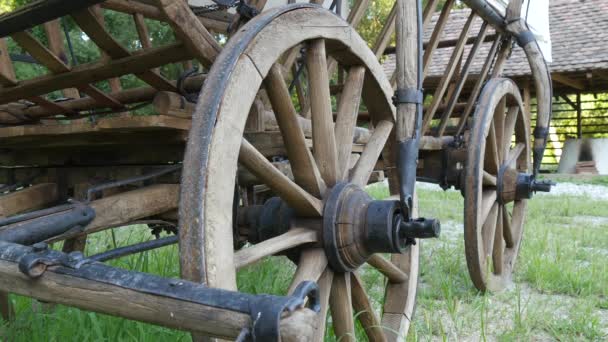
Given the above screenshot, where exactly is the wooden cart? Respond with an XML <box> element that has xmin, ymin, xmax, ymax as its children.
<box><xmin>0</xmin><ymin>0</ymin><xmax>552</xmax><ymax>340</ymax></box>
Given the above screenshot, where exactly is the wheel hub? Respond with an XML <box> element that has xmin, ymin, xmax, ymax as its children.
<box><xmin>321</xmin><ymin>182</ymin><xmax>437</xmax><ymax>272</ymax></box>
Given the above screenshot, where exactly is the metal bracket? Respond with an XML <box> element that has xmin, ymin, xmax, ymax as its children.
<box><xmin>515</xmin><ymin>30</ymin><xmax>536</xmax><ymax>47</ymax></box>
<box><xmin>18</xmin><ymin>243</ymin><xmax>92</xmax><ymax>278</ymax></box>
<box><xmin>392</xmin><ymin>88</ymin><xmax>423</xmax><ymax>106</ymax></box>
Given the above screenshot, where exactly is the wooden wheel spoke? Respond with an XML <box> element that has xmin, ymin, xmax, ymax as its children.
<box><xmin>234</xmin><ymin>228</ymin><xmax>317</xmax><ymax>269</ymax></box>
<box><xmin>492</xmin><ymin>205</ymin><xmax>505</xmax><ymax>274</ymax></box>
<box><xmin>350</xmin><ymin>120</ymin><xmax>394</xmax><ymax>187</ymax></box>
<box><xmin>329</xmin><ymin>272</ymin><xmax>355</xmax><ymax>342</ymax></box>
<box><xmin>265</xmin><ymin>64</ymin><xmax>326</xmax><ymax>196</ymax></box>
<box><xmin>504</xmin><ymin>142</ymin><xmax>525</xmax><ymax>168</ymax></box>
<box><xmin>367</xmin><ymin>254</ymin><xmax>408</xmax><ymax>283</ymax></box>
<box><xmin>239</xmin><ymin>139</ymin><xmax>323</xmax><ymax>216</ymax></box>
<box><xmin>480</xmin><ymin>189</ymin><xmax>497</xmax><ymax>223</ymax></box>
<box><xmin>351</xmin><ymin>272</ymin><xmax>386</xmax><ymax>342</ymax></box>
<box><xmin>307</xmin><ymin>39</ymin><xmax>339</xmax><ymax>186</ymax></box>
<box><xmin>335</xmin><ymin>66</ymin><xmax>366</xmax><ymax>180</ymax></box>
<box><xmin>482</xmin><ymin>171</ymin><xmax>497</xmax><ymax>186</ymax></box>
<box><xmin>288</xmin><ymin>248</ymin><xmax>328</xmax><ymax>294</ymax></box>
<box><xmin>503</xmin><ymin>106</ymin><xmax>519</xmax><ymax>154</ymax></box>
<box><xmin>481</xmin><ymin>203</ymin><xmax>499</xmax><ymax>262</ymax></box>
<box><xmin>313</xmin><ymin>268</ymin><xmax>334</xmax><ymax>342</ymax></box>
<box><xmin>502</xmin><ymin>205</ymin><xmax>515</xmax><ymax>248</ymax></box>
<box><xmin>484</xmin><ymin>121</ymin><xmax>500</xmax><ymax>174</ymax></box>
<box><xmin>494</xmin><ymin>98</ymin><xmax>506</xmax><ymax>163</ymax></box>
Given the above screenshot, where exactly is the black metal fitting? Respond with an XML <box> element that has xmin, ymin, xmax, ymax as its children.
<box><xmin>245</xmin><ymin>197</ymin><xmax>294</xmax><ymax>244</ymax></box>
<box><xmin>397</xmin><ymin>217</ymin><xmax>441</xmax><ymax>240</ymax></box>
<box><xmin>396</xmin><ymin>139</ymin><xmax>419</xmax><ymax>221</ymax></box>
<box><xmin>365</xmin><ymin>200</ymin><xmax>403</xmax><ymax>253</ymax></box>
<box><xmin>0</xmin><ymin>202</ymin><xmax>95</xmax><ymax>245</ymax></box>
<box><xmin>365</xmin><ymin>200</ymin><xmax>441</xmax><ymax>254</ymax></box>
<box><xmin>19</xmin><ymin>245</ymin><xmax>92</xmax><ymax>278</ymax></box>
<box><xmin>515</xmin><ymin>173</ymin><xmax>555</xmax><ymax>200</ymax></box>
<box><xmin>392</xmin><ymin>88</ymin><xmax>424</xmax><ymax>106</ymax></box>
<box><xmin>515</xmin><ymin>30</ymin><xmax>536</xmax><ymax>47</ymax></box>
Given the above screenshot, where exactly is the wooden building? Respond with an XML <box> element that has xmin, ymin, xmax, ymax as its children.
<box><xmin>383</xmin><ymin>0</ymin><xmax>608</xmax><ymax>171</ymax></box>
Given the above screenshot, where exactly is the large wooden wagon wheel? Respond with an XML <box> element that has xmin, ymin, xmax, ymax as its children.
<box><xmin>180</xmin><ymin>4</ymin><xmax>418</xmax><ymax>341</ymax></box>
<box><xmin>464</xmin><ymin>78</ymin><xmax>530</xmax><ymax>292</ymax></box>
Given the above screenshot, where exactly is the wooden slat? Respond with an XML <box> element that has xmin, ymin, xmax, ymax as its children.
<box><xmin>373</xmin><ymin>3</ymin><xmax>397</xmax><ymax>58</ymax></box>
<box><xmin>422</xmin><ymin>12</ymin><xmax>476</xmax><ymax>134</ymax></box>
<box><xmin>10</xmin><ymin>31</ymin><xmax>123</xmax><ymax>108</ymax></box>
<box><xmin>455</xmin><ymin>35</ymin><xmax>502</xmax><ymax>136</ymax></box>
<box><xmin>0</xmin><ymin>43</ymin><xmax>190</xmax><ymax>105</ymax></box>
<box><xmin>71</xmin><ymin>7</ymin><xmax>176</xmax><ymax>91</ymax></box>
<box><xmin>43</xmin><ymin>19</ymin><xmax>80</xmax><ymax>99</ymax></box>
<box><xmin>435</xmin><ymin>21</ymin><xmax>489</xmax><ymax>137</ymax></box>
<box><xmin>422</xmin><ymin>0</ymin><xmax>454</xmax><ymax>77</ymax></box>
<box><xmin>0</xmin><ymin>37</ymin><xmax>72</xmax><ymax>116</ymax></box>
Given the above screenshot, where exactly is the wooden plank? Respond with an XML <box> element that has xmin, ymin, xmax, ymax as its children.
<box><xmin>71</xmin><ymin>7</ymin><xmax>177</xmax><ymax>91</ymax></box>
<box><xmin>0</xmin><ymin>183</ymin><xmax>58</xmax><ymax>218</ymax></box>
<box><xmin>0</xmin><ymin>115</ymin><xmax>190</xmax><ymax>139</ymax></box>
<box><xmin>0</xmin><ymin>43</ymin><xmax>190</xmax><ymax>105</ymax></box>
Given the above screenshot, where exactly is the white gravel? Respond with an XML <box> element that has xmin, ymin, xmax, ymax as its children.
<box><xmin>535</xmin><ymin>182</ymin><xmax>608</xmax><ymax>200</ymax></box>
<box><xmin>412</xmin><ymin>180</ymin><xmax>608</xmax><ymax>201</ymax></box>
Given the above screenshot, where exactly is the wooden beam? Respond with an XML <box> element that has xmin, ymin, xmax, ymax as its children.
<box><xmin>552</xmin><ymin>73</ymin><xmax>585</xmax><ymax>91</ymax></box>
<box><xmin>10</xmin><ymin>30</ymin><xmax>123</xmax><ymax>108</ymax></box>
<box><xmin>0</xmin><ymin>183</ymin><xmax>58</xmax><ymax>218</ymax></box>
<box><xmin>154</xmin><ymin>0</ymin><xmax>221</xmax><ymax>68</ymax></box>
<box><xmin>0</xmin><ymin>246</ymin><xmax>316</xmax><ymax>340</ymax></box>
<box><xmin>71</xmin><ymin>7</ymin><xmax>177</xmax><ymax>91</ymax></box>
<box><xmin>0</xmin><ymin>43</ymin><xmax>190</xmax><ymax>105</ymax></box>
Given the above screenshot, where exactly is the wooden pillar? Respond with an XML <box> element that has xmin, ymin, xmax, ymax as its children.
<box><xmin>523</xmin><ymin>79</ymin><xmax>532</xmax><ymax>129</ymax></box>
<box><xmin>576</xmin><ymin>92</ymin><xmax>582</xmax><ymax>139</ymax></box>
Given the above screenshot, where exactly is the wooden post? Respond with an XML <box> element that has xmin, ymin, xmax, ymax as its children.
<box><xmin>523</xmin><ymin>79</ymin><xmax>532</xmax><ymax>129</ymax></box>
<box><xmin>576</xmin><ymin>92</ymin><xmax>582</xmax><ymax>139</ymax></box>
<box><xmin>394</xmin><ymin>0</ymin><xmax>418</xmax><ymax>141</ymax></box>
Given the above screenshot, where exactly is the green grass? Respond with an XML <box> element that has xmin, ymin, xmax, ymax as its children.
<box><xmin>2</xmin><ymin>183</ymin><xmax>608</xmax><ymax>341</ymax></box>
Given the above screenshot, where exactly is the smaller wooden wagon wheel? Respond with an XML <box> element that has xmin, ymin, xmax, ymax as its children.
<box><xmin>180</xmin><ymin>4</ymin><xmax>419</xmax><ymax>340</ymax></box>
<box><xmin>464</xmin><ymin>78</ymin><xmax>530</xmax><ymax>292</ymax></box>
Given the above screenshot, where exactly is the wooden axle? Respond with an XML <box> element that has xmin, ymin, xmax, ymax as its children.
<box><xmin>0</xmin><ymin>241</ymin><xmax>315</xmax><ymax>340</ymax></box>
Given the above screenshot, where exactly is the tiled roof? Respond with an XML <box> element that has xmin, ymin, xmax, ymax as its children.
<box><xmin>383</xmin><ymin>0</ymin><xmax>608</xmax><ymax>87</ymax></box>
